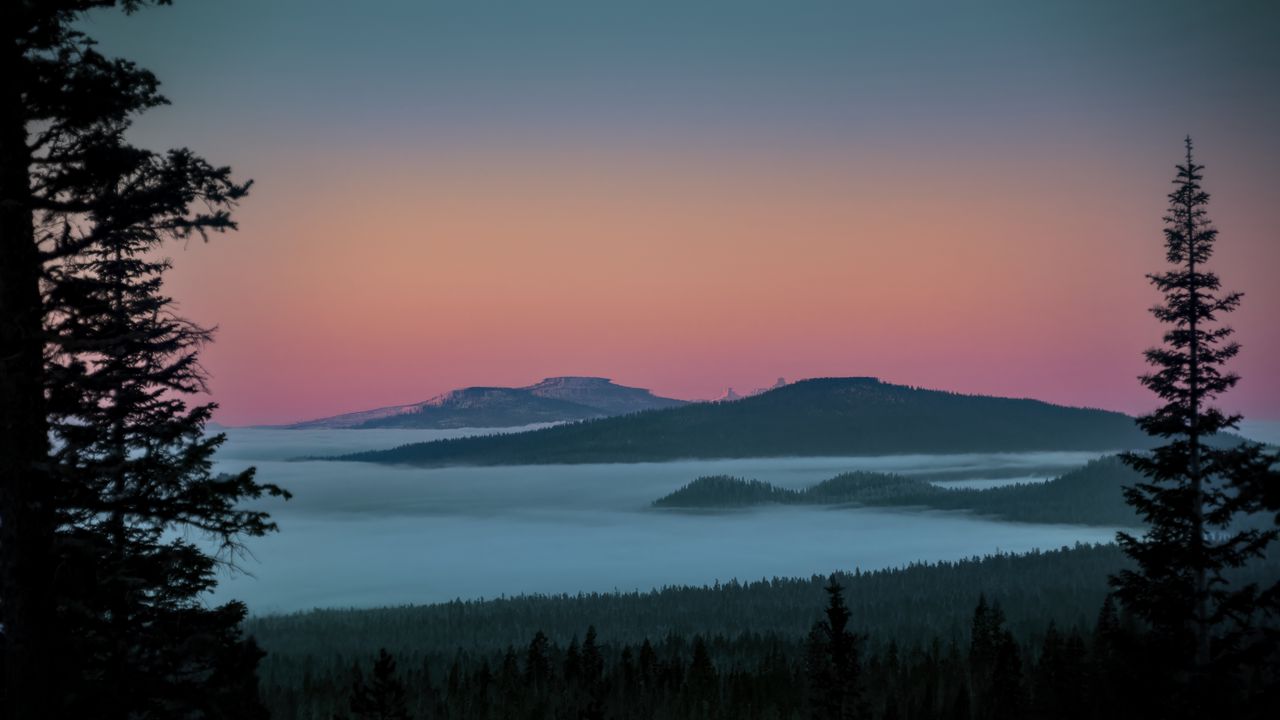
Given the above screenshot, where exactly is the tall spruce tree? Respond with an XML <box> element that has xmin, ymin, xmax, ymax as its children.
<box><xmin>2</xmin><ymin>1</ymin><xmax>287</xmax><ymax>715</ymax></box>
<box><xmin>42</xmin><ymin>129</ymin><xmax>288</xmax><ymax>717</ymax></box>
<box><xmin>344</xmin><ymin>649</ymin><xmax>412</xmax><ymax>720</ymax></box>
<box><xmin>0</xmin><ymin>2</ymin><xmax>139</xmax><ymax>712</ymax></box>
<box><xmin>1112</xmin><ymin>138</ymin><xmax>1279</xmax><ymax>694</ymax></box>
<box><xmin>968</xmin><ymin>595</ymin><xmax>1024</xmax><ymax>720</ymax></box>
<box><xmin>806</xmin><ymin>576</ymin><xmax>866</xmax><ymax>720</ymax></box>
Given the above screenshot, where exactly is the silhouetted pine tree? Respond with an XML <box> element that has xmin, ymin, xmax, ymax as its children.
<box><xmin>986</xmin><ymin>631</ymin><xmax>1025</xmax><ymax>720</ymax></box>
<box><xmin>968</xmin><ymin>595</ymin><xmax>1025</xmax><ymax>720</ymax></box>
<box><xmin>806</xmin><ymin>576</ymin><xmax>866</xmax><ymax>720</ymax></box>
<box><xmin>207</xmin><ymin>637</ymin><xmax>273</xmax><ymax>720</ymax></box>
<box><xmin>2</xmin><ymin>2</ymin><xmax>165</xmax><ymax>712</ymax></box>
<box><xmin>4</xmin><ymin>2</ymin><xmax>288</xmax><ymax>717</ymax></box>
<box><xmin>967</xmin><ymin>595</ymin><xmax>1001</xmax><ymax>704</ymax></box>
<box><xmin>344</xmin><ymin>649</ymin><xmax>412</xmax><ymax>720</ymax></box>
<box><xmin>525</xmin><ymin>630</ymin><xmax>553</xmax><ymax>692</ymax></box>
<box><xmin>41</xmin><ymin>124</ymin><xmax>287</xmax><ymax>719</ymax></box>
<box><xmin>1032</xmin><ymin>623</ymin><xmax>1087</xmax><ymax>720</ymax></box>
<box><xmin>497</xmin><ymin>646</ymin><xmax>522</xmax><ymax>720</ymax></box>
<box><xmin>682</xmin><ymin>636</ymin><xmax>719</xmax><ymax>717</ymax></box>
<box><xmin>581</xmin><ymin>625</ymin><xmax>607</xmax><ymax>718</ymax></box>
<box><xmin>1111</xmin><ymin>138</ymin><xmax>1280</xmax><ymax>706</ymax></box>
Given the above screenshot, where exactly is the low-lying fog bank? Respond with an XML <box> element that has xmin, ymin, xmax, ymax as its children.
<box><xmin>208</xmin><ymin>427</ymin><xmax>1120</xmax><ymax>614</ymax></box>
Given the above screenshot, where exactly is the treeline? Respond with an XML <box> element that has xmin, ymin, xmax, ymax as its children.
<box><xmin>654</xmin><ymin>457</ymin><xmax>1144</xmax><ymax>527</ymax></box>
<box><xmin>329</xmin><ymin>378</ymin><xmax>1155</xmax><ymax>466</ymax></box>
<box><xmin>249</xmin><ymin>543</ymin><xmax>1280</xmax><ymax>718</ymax></box>
<box><xmin>247</xmin><ymin>544</ymin><xmax>1130</xmax><ymax>663</ymax></box>
<box><xmin>267</xmin><ymin>588</ymin><xmax>1272</xmax><ymax>720</ymax></box>
<box><xmin>249</xmin><ymin>545</ymin><xmax>1137</xmax><ymax>717</ymax></box>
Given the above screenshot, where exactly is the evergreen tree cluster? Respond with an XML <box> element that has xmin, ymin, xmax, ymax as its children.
<box><xmin>247</xmin><ymin>544</ymin><xmax>1146</xmax><ymax>663</ymax></box>
<box><xmin>249</xmin><ymin>542</ymin><xmax>1279</xmax><ymax>719</ymax></box>
<box><xmin>260</xmin><ymin>585</ymin><xmax>1276</xmax><ymax>720</ymax></box>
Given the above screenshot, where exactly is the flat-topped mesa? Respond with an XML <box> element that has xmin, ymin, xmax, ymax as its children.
<box><xmin>525</xmin><ymin>376</ymin><xmax>684</xmax><ymax>414</ymax></box>
<box><xmin>285</xmin><ymin>376</ymin><xmax>686</xmax><ymax>430</ymax></box>
<box><xmin>528</xmin><ymin>376</ymin><xmax>615</xmax><ymax>388</ymax></box>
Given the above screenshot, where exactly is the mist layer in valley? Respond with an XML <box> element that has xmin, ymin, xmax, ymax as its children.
<box><xmin>205</xmin><ymin>428</ymin><xmax>1128</xmax><ymax>614</ymax></box>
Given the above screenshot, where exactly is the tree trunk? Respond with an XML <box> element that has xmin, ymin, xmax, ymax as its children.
<box><xmin>1185</xmin><ymin>149</ymin><xmax>1209</xmax><ymax>670</ymax></box>
<box><xmin>0</xmin><ymin>20</ymin><xmax>57</xmax><ymax>719</ymax></box>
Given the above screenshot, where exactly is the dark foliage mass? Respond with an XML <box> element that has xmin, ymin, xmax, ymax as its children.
<box><xmin>654</xmin><ymin>474</ymin><xmax>807</xmax><ymax>506</ymax></box>
<box><xmin>653</xmin><ymin>457</ymin><xmax>1145</xmax><ymax>527</ymax></box>
<box><xmin>250</xmin><ymin>546</ymin><xmax>1280</xmax><ymax>720</ymax></box>
<box><xmin>329</xmin><ymin>378</ymin><xmax>1156</xmax><ymax>466</ymax></box>
<box><xmin>1</xmin><ymin>2</ymin><xmax>284</xmax><ymax>717</ymax></box>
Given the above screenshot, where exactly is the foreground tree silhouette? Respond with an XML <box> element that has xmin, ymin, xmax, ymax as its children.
<box><xmin>806</xmin><ymin>576</ymin><xmax>866</xmax><ymax>720</ymax></box>
<box><xmin>2</xmin><ymin>2</ymin><xmax>286</xmax><ymax>716</ymax></box>
<box><xmin>1111</xmin><ymin>138</ymin><xmax>1279</xmax><ymax>705</ymax></box>
<box><xmin>342</xmin><ymin>649</ymin><xmax>412</xmax><ymax>720</ymax></box>
<box><xmin>967</xmin><ymin>596</ymin><xmax>1024</xmax><ymax>720</ymax></box>
<box><xmin>42</xmin><ymin>132</ymin><xmax>288</xmax><ymax>717</ymax></box>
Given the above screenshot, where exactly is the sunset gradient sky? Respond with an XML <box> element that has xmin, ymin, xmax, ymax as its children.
<box><xmin>84</xmin><ymin>0</ymin><xmax>1280</xmax><ymax>425</ymax></box>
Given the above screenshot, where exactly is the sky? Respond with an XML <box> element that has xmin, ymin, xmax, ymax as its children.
<box><xmin>82</xmin><ymin>0</ymin><xmax>1280</xmax><ymax>425</ymax></box>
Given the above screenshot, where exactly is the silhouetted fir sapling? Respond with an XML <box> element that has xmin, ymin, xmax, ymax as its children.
<box><xmin>1111</xmin><ymin>138</ymin><xmax>1280</xmax><ymax>705</ymax></box>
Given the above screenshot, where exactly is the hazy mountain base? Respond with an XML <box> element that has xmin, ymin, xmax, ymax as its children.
<box><xmin>324</xmin><ymin>378</ymin><xmax>1158</xmax><ymax>466</ymax></box>
<box><xmin>653</xmin><ymin>456</ymin><xmax>1145</xmax><ymax>527</ymax></box>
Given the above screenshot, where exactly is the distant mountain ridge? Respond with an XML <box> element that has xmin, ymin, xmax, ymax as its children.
<box><xmin>287</xmin><ymin>376</ymin><xmax>686</xmax><ymax>429</ymax></box>
<box><xmin>325</xmin><ymin>376</ymin><xmax>1158</xmax><ymax>465</ymax></box>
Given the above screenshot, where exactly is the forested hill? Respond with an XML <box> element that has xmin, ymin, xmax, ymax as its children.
<box><xmin>653</xmin><ymin>457</ymin><xmax>1145</xmax><ymax>527</ymax></box>
<box><xmin>326</xmin><ymin>377</ymin><xmax>1153</xmax><ymax>465</ymax></box>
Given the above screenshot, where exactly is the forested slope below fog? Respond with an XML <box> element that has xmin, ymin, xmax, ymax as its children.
<box><xmin>246</xmin><ymin>544</ymin><xmax>1131</xmax><ymax>660</ymax></box>
<box><xmin>654</xmin><ymin>456</ymin><xmax>1145</xmax><ymax>526</ymax></box>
